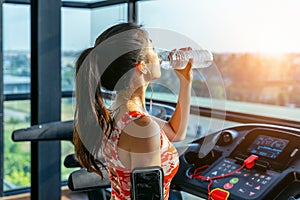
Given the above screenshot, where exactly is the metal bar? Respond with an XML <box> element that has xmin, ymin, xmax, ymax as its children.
<box><xmin>62</xmin><ymin>1</ymin><xmax>91</xmax><ymax>8</ymax></box>
<box><xmin>4</xmin><ymin>91</ymin><xmax>73</xmax><ymax>101</ymax></box>
<box><xmin>30</xmin><ymin>0</ymin><xmax>62</xmax><ymax>199</ymax></box>
<box><xmin>127</xmin><ymin>0</ymin><xmax>137</xmax><ymax>23</ymax></box>
<box><xmin>90</xmin><ymin>0</ymin><xmax>127</xmax><ymax>8</ymax></box>
<box><xmin>4</xmin><ymin>93</ymin><xmax>31</xmax><ymax>101</ymax></box>
<box><xmin>61</xmin><ymin>90</ymin><xmax>74</xmax><ymax>98</ymax></box>
<box><xmin>3</xmin><ymin>0</ymin><xmax>133</xmax><ymax>8</ymax></box>
<box><xmin>0</xmin><ymin>0</ymin><xmax>4</xmax><ymax>196</ymax></box>
<box><xmin>4</xmin><ymin>0</ymin><xmax>92</xmax><ymax>8</ymax></box>
<box><xmin>3</xmin><ymin>0</ymin><xmax>29</xmax><ymax>5</ymax></box>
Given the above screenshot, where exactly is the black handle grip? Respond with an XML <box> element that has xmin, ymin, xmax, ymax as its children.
<box><xmin>68</xmin><ymin>169</ymin><xmax>110</xmax><ymax>191</ymax></box>
<box><xmin>64</xmin><ymin>154</ymin><xmax>82</xmax><ymax>168</ymax></box>
<box><xmin>12</xmin><ymin>120</ymin><xmax>74</xmax><ymax>142</ymax></box>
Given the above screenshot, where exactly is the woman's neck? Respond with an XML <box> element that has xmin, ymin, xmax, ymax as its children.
<box><xmin>113</xmin><ymin>86</ymin><xmax>148</xmax><ymax>113</ymax></box>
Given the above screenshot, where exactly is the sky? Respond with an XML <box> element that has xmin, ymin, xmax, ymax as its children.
<box><xmin>3</xmin><ymin>0</ymin><xmax>300</xmax><ymax>53</ymax></box>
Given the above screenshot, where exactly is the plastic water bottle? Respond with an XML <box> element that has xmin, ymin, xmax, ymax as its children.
<box><xmin>158</xmin><ymin>49</ymin><xmax>213</xmax><ymax>70</ymax></box>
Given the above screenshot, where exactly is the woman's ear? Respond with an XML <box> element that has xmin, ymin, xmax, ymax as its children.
<box><xmin>135</xmin><ymin>61</ymin><xmax>147</xmax><ymax>74</ymax></box>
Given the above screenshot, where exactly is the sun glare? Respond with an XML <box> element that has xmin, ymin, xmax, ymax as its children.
<box><xmin>245</xmin><ymin>1</ymin><xmax>300</xmax><ymax>54</ymax></box>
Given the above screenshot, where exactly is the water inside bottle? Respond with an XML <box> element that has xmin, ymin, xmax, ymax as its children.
<box><xmin>157</xmin><ymin>50</ymin><xmax>172</xmax><ymax>69</ymax></box>
<box><xmin>157</xmin><ymin>49</ymin><xmax>213</xmax><ymax>70</ymax></box>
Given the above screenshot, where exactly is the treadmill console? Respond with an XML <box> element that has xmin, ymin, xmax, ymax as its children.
<box><xmin>230</xmin><ymin>128</ymin><xmax>299</xmax><ymax>172</ymax></box>
<box><xmin>173</xmin><ymin>125</ymin><xmax>300</xmax><ymax>200</ymax></box>
<box><xmin>248</xmin><ymin>135</ymin><xmax>289</xmax><ymax>159</ymax></box>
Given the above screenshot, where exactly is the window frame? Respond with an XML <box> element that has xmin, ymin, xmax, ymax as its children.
<box><xmin>0</xmin><ymin>1</ymin><xmax>3</xmax><ymax>196</ymax></box>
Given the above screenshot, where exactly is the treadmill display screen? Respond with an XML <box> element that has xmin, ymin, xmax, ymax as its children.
<box><xmin>247</xmin><ymin>135</ymin><xmax>289</xmax><ymax>159</ymax></box>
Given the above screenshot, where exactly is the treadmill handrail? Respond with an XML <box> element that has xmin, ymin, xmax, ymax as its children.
<box><xmin>12</xmin><ymin>120</ymin><xmax>74</xmax><ymax>142</ymax></box>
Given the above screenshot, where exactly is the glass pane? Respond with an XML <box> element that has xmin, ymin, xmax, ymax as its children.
<box><xmin>3</xmin><ymin>100</ymin><xmax>31</xmax><ymax>190</ymax></box>
<box><xmin>61</xmin><ymin>98</ymin><xmax>75</xmax><ymax>121</ymax></box>
<box><xmin>3</xmin><ymin>4</ymin><xmax>30</xmax><ymax>94</ymax></box>
<box><xmin>62</xmin><ymin>8</ymin><xmax>91</xmax><ymax>91</ymax></box>
<box><xmin>3</xmin><ymin>3</ymin><xmax>31</xmax><ymax>191</ymax></box>
<box><xmin>61</xmin><ymin>98</ymin><xmax>77</xmax><ymax>181</ymax></box>
<box><xmin>138</xmin><ymin>0</ymin><xmax>300</xmax><ymax>122</ymax></box>
<box><xmin>61</xmin><ymin>4</ymin><xmax>127</xmax><ymax>91</ymax></box>
<box><xmin>61</xmin><ymin>141</ymin><xmax>77</xmax><ymax>181</ymax></box>
<box><xmin>90</xmin><ymin>3</ymin><xmax>127</xmax><ymax>42</ymax></box>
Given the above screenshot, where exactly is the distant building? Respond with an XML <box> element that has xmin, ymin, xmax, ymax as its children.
<box><xmin>4</xmin><ymin>75</ymin><xmax>30</xmax><ymax>94</ymax></box>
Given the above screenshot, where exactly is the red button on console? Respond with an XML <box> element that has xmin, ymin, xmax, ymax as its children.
<box><xmin>223</xmin><ymin>183</ymin><xmax>234</xmax><ymax>190</ymax></box>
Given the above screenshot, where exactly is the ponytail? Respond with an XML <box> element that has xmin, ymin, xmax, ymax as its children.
<box><xmin>73</xmin><ymin>47</ymin><xmax>113</xmax><ymax>178</ymax></box>
<box><xmin>73</xmin><ymin>22</ymin><xmax>149</xmax><ymax>177</ymax></box>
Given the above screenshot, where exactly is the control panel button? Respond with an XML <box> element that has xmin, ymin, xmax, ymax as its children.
<box><xmin>238</xmin><ymin>188</ymin><xmax>247</xmax><ymax>194</ymax></box>
<box><xmin>261</xmin><ymin>180</ymin><xmax>268</xmax><ymax>185</ymax></box>
<box><xmin>254</xmin><ymin>185</ymin><xmax>261</xmax><ymax>190</ymax></box>
<box><xmin>211</xmin><ymin>171</ymin><xmax>218</xmax><ymax>176</ymax></box>
<box><xmin>229</xmin><ymin>177</ymin><xmax>239</xmax><ymax>184</ymax></box>
<box><xmin>245</xmin><ymin>181</ymin><xmax>254</xmax><ymax>187</ymax></box>
<box><xmin>249</xmin><ymin>191</ymin><xmax>256</xmax><ymax>197</ymax></box>
<box><xmin>224</xmin><ymin>183</ymin><xmax>234</xmax><ymax>190</ymax></box>
<box><xmin>265</xmin><ymin>176</ymin><xmax>271</xmax><ymax>181</ymax></box>
<box><xmin>290</xmin><ymin>148</ymin><xmax>299</xmax><ymax>157</ymax></box>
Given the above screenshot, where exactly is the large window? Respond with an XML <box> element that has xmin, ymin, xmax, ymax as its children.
<box><xmin>138</xmin><ymin>0</ymin><xmax>300</xmax><ymax>127</ymax></box>
<box><xmin>3</xmin><ymin>0</ymin><xmax>300</xmax><ymax>197</ymax></box>
<box><xmin>3</xmin><ymin>4</ymin><xmax>31</xmax><ymax>191</ymax></box>
<box><xmin>3</xmin><ymin>101</ymin><xmax>30</xmax><ymax>190</ymax></box>
<box><xmin>60</xmin><ymin>2</ymin><xmax>127</xmax><ymax>184</ymax></box>
<box><xmin>3</xmin><ymin>4</ymin><xmax>30</xmax><ymax>95</ymax></box>
<box><xmin>2</xmin><ymin>2</ymin><xmax>128</xmax><ymax>192</ymax></box>
<box><xmin>62</xmin><ymin>8</ymin><xmax>91</xmax><ymax>92</ymax></box>
<box><xmin>61</xmin><ymin>4</ymin><xmax>127</xmax><ymax>91</ymax></box>
<box><xmin>91</xmin><ymin>3</ymin><xmax>127</xmax><ymax>42</ymax></box>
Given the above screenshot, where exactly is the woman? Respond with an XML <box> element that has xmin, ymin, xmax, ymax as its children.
<box><xmin>73</xmin><ymin>22</ymin><xmax>193</xmax><ymax>200</ymax></box>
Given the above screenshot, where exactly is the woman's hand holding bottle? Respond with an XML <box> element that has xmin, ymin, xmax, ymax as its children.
<box><xmin>172</xmin><ymin>47</ymin><xmax>194</xmax><ymax>83</ymax></box>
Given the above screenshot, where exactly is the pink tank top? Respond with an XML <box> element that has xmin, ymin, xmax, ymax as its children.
<box><xmin>102</xmin><ymin>111</ymin><xmax>179</xmax><ymax>200</ymax></box>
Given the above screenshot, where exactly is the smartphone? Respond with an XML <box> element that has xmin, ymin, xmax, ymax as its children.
<box><xmin>131</xmin><ymin>166</ymin><xmax>164</xmax><ymax>200</ymax></box>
